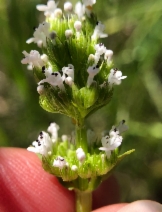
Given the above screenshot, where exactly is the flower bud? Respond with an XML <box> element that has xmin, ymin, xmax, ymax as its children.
<box><xmin>41</xmin><ymin>54</ymin><xmax>48</xmax><ymax>63</ymax></box>
<box><xmin>76</xmin><ymin>148</ymin><xmax>86</xmax><ymax>162</ymax></box>
<box><xmin>95</xmin><ymin>43</ymin><xmax>106</xmax><ymax>56</ymax></box>
<box><xmin>53</xmin><ymin>8</ymin><xmax>62</xmax><ymax>18</ymax></box>
<box><xmin>64</xmin><ymin>2</ymin><xmax>73</xmax><ymax>12</ymax></box>
<box><xmin>37</xmin><ymin>85</ymin><xmax>45</xmax><ymax>94</ymax></box>
<box><xmin>104</xmin><ymin>50</ymin><xmax>113</xmax><ymax>64</ymax></box>
<box><xmin>88</xmin><ymin>54</ymin><xmax>95</xmax><ymax>64</ymax></box>
<box><xmin>65</xmin><ymin>77</ymin><xmax>73</xmax><ymax>86</ymax></box>
<box><xmin>61</xmin><ymin>134</ymin><xmax>68</xmax><ymax>142</ymax></box>
<box><xmin>71</xmin><ymin>165</ymin><xmax>78</xmax><ymax>171</ymax></box>
<box><xmin>65</xmin><ymin>29</ymin><xmax>73</xmax><ymax>38</ymax></box>
<box><xmin>74</xmin><ymin>21</ymin><xmax>82</xmax><ymax>32</ymax></box>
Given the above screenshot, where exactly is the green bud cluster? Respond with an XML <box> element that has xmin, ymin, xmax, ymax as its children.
<box><xmin>41</xmin><ymin>135</ymin><xmax>134</xmax><ymax>191</ymax></box>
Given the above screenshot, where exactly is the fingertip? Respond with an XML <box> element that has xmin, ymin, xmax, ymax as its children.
<box><xmin>0</xmin><ymin>148</ymin><xmax>75</xmax><ymax>212</ymax></box>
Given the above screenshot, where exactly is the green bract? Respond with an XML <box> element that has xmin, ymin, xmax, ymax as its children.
<box><xmin>39</xmin><ymin>82</ymin><xmax>113</xmax><ymax>124</ymax></box>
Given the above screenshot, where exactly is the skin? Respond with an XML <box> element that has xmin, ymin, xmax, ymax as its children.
<box><xmin>0</xmin><ymin>148</ymin><xmax>162</xmax><ymax>212</ymax></box>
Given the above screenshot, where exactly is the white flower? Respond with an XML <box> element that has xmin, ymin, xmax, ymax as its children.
<box><xmin>87</xmin><ymin>65</ymin><xmax>100</xmax><ymax>77</ymax></box>
<box><xmin>26</xmin><ymin>22</ymin><xmax>50</xmax><ymax>47</ymax></box>
<box><xmin>21</xmin><ymin>50</ymin><xmax>44</xmax><ymax>67</ymax></box>
<box><xmin>87</xmin><ymin>65</ymin><xmax>100</xmax><ymax>87</ymax></box>
<box><xmin>95</xmin><ymin>43</ymin><xmax>107</xmax><ymax>56</ymax></box>
<box><xmin>65</xmin><ymin>29</ymin><xmax>73</xmax><ymax>38</ymax></box>
<box><xmin>104</xmin><ymin>50</ymin><xmax>113</xmax><ymax>64</ymax></box>
<box><xmin>76</xmin><ymin>148</ymin><xmax>86</xmax><ymax>162</ymax></box>
<box><xmin>42</xmin><ymin>66</ymin><xmax>52</xmax><ymax>77</ymax></box>
<box><xmin>62</xmin><ymin>64</ymin><xmax>74</xmax><ymax>80</ymax></box>
<box><xmin>47</xmin><ymin>122</ymin><xmax>60</xmax><ymax>142</ymax></box>
<box><xmin>99</xmin><ymin>121</ymin><xmax>128</xmax><ymax>158</ymax></box>
<box><xmin>75</xmin><ymin>2</ymin><xmax>85</xmax><ymax>19</ymax></box>
<box><xmin>36</xmin><ymin>0</ymin><xmax>58</xmax><ymax>17</ymax></box>
<box><xmin>38</xmin><ymin>68</ymin><xmax>64</xmax><ymax>90</ymax></box>
<box><xmin>64</xmin><ymin>2</ymin><xmax>73</xmax><ymax>12</ymax></box>
<box><xmin>53</xmin><ymin>156</ymin><xmax>66</xmax><ymax>169</ymax></box>
<box><xmin>91</xmin><ymin>21</ymin><xmax>108</xmax><ymax>40</ymax></box>
<box><xmin>99</xmin><ymin>134</ymin><xmax>122</xmax><ymax>158</ymax></box>
<box><xmin>108</xmin><ymin>68</ymin><xmax>127</xmax><ymax>87</ymax></box>
<box><xmin>82</xmin><ymin>0</ymin><xmax>96</xmax><ymax>6</ymax></box>
<box><xmin>27</xmin><ymin>131</ymin><xmax>52</xmax><ymax>156</ymax></box>
<box><xmin>62</xmin><ymin>64</ymin><xmax>74</xmax><ymax>86</ymax></box>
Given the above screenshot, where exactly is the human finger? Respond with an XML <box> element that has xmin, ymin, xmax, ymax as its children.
<box><xmin>93</xmin><ymin>203</ymin><xmax>127</xmax><ymax>212</ymax></box>
<box><xmin>93</xmin><ymin>200</ymin><xmax>162</xmax><ymax>212</ymax></box>
<box><xmin>117</xmin><ymin>200</ymin><xmax>162</xmax><ymax>212</ymax></box>
<box><xmin>0</xmin><ymin>148</ymin><xmax>75</xmax><ymax>212</ymax></box>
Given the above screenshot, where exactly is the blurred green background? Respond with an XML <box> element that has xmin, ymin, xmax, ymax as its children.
<box><xmin>0</xmin><ymin>0</ymin><xmax>162</xmax><ymax>204</ymax></box>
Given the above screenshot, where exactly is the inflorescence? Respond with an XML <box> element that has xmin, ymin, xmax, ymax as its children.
<box><xmin>21</xmin><ymin>0</ymin><xmax>126</xmax><ymax>92</ymax></box>
<box><xmin>27</xmin><ymin>120</ymin><xmax>131</xmax><ymax>186</ymax></box>
<box><xmin>22</xmin><ymin>0</ymin><xmax>134</xmax><ymax>191</ymax></box>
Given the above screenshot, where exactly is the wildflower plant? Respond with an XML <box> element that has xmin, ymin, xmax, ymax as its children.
<box><xmin>21</xmin><ymin>0</ymin><xmax>135</xmax><ymax>211</ymax></box>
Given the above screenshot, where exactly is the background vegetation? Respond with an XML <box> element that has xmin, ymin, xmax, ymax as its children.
<box><xmin>0</xmin><ymin>0</ymin><xmax>162</xmax><ymax>203</ymax></box>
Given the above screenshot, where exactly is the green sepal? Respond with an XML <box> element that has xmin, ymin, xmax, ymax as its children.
<box><xmin>78</xmin><ymin>86</ymin><xmax>99</xmax><ymax>109</ymax></box>
<box><xmin>96</xmin><ymin>61</ymin><xmax>114</xmax><ymax>83</ymax></box>
<box><xmin>39</xmin><ymin>82</ymin><xmax>113</xmax><ymax>122</ymax></box>
<box><xmin>102</xmin><ymin>149</ymin><xmax>135</xmax><ymax>181</ymax></box>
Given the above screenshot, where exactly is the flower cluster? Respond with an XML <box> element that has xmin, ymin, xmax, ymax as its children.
<box><xmin>21</xmin><ymin>0</ymin><xmax>127</xmax><ymax>124</ymax></box>
<box><xmin>27</xmin><ymin>120</ymin><xmax>132</xmax><ymax>189</ymax></box>
<box><xmin>23</xmin><ymin>0</ymin><xmax>134</xmax><ymax>192</ymax></box>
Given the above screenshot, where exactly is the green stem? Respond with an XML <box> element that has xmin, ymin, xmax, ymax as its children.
<box><xmin>75</xmin><ymin>123</ymin><xmax>88</xmax><ymax>153</ymax></box>
<box><xmin>75</xmin><ymin>190</ymin><xmax>92</xmax><ymax>212</ymax></box>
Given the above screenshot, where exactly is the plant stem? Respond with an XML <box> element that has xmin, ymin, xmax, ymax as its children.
<box><xmin>75</xmin><ymin>190</ymin><xmax>92</xmax><ymax>212</ymax></box>
<box><xmin>75</xmin><ymin>123</ymin><xmax>88</xmax><ymax>153</ymax></box>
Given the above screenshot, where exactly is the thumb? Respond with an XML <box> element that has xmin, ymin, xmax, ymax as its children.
<box><xmin>117</xmin><ymin>200</ymin><xmax>162</xmax><ymax>212</ymax></box>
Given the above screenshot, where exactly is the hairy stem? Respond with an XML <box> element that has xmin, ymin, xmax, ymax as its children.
<box><xmin>75</xmin><ymin>190</ymin><xmax>92</xmax><ymax>212</ymax></box>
